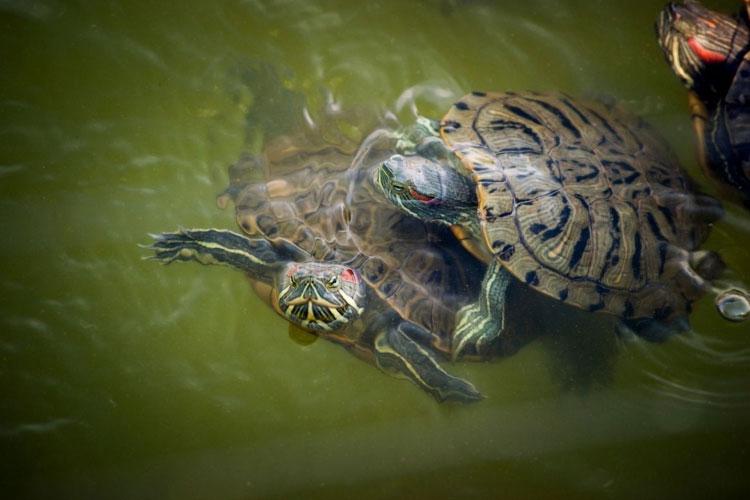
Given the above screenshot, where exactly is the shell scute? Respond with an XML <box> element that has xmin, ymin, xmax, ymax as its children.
<box><xmin>441</xmin><ymin>92</ymin><xmax>713</xmax><ymax>322</ymax></box>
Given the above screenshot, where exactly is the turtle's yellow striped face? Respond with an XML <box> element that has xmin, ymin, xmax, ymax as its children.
<box><xmin>656</xmin><ymin>2</ymin><xmax>748</xmax><ymax>92</ymax></box>
<box><xmin>276</xmin><ymin>262</ymin><xmax>366</xmax><ymax>332</ymax></box>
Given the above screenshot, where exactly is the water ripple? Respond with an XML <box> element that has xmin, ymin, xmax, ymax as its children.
<box><xmin>619</xmin><ymin>326</ymin><xmax>750</xmax><ymax>411</ymax></box>
<box><xmin>0</xmin><ymin>164</ymin><xmax>24</xmax><ymax>177</ymax></box>
<box><xmin>0</xmin><ymin>0</ymin><xmax>62</xmax><ymax>22</ymax></box>
<box><xmin>0</xmin><ymin>418</ymin><xmax>78</xmax><ymax>437</ymax></box>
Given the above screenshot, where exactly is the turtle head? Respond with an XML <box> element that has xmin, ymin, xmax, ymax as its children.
<box><xmin>276</xmin><ymin>262</ymin><xmax>366</xmax><ymax>332</ymax></box>
<box><xmin>657</xmin><ymin>1</ymin><xmax>750</xmax><ymax>96</ymax></box>
<box><xmin>375</xmin><ymin>154</ymin><xmax>477</xmax><ymax>226</ymax></box>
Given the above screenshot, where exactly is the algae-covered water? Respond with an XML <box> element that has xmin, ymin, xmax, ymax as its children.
<box><xmin>2</xmin><ymin>0</ymin><xmax>750</xmax><ymax>498</ymax></box>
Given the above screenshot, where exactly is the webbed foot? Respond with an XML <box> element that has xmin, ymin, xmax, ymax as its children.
<box><xmin>452</xmin><ymin>302</ymin><xmax>504</xmax><ymax>359</ymax></box>
<box><xmin>144</xmin><ymin>229</ymin><xmax>308</xmax><ymax>274</ymax></box>
<box><xmin>147</xmin><ymin>229</ymin><xmax>256</xmax><ymax>266</ymax></box>
<box><xmin>451</xmin><ymin>261</ymin><xmax>511</xmax><ymax>360</ymax></box>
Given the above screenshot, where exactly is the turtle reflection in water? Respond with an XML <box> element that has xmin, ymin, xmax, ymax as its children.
<box><xmin>377</xmin><ymin>91</ymin><xmax>745</xmax><ymax>360</ymax></box>
<box><xmin>150</xmin><ymin>117</ymin><xmax>491</xmax><ymax>403</ymax></box>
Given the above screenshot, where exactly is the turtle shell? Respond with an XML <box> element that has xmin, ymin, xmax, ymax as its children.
<box><xmin>224</xmin><ymin>119</ymin><xmax>481</xmax><ymax>354</ymax></box>
<box><xmin>709</xmin><ymin>53</ymin><xmax>750</xmax><ymax>197</ymax></box>
<box><xmin>440</xmin><ymin>91</ymin><xmax>719</xmax><ymax>323</ymax></box>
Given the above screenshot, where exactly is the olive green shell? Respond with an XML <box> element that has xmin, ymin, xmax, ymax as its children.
<box><xmin>222</xmin><ymin>120</ymin><xmax>481</xmax><ymax>353</ymax></box>
<box><xmin>441</xmin><ymin>91</ymin><xmax>718</xmax><ymax>323</ymax></box>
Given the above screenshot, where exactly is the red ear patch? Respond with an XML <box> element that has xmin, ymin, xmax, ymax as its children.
<box><xmin>687</xmin><ymin>37</ymin><xmax>727</xmax><ymax>64</ymax></box>
<box><xmin>408</xmin><ymin>186</ymin><xmax>435</xmax><ymax>203</ymax></box>
<box><xmin>287</xmin><ymin>264</ymin><xmax>298</xmax><ymax>277</ymax></box>
<box><xmin>340</xmin><ymin>268</ymin><xmax>357</xmax><ymax>283</ymax></box>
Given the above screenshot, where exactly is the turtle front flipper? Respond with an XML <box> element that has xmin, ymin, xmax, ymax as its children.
<box><xmin>374</xmin><ymin>321</ymin><xmax>483</xmax><ymax>403</ymax></box>
<box><xmin>452</xmin><ymin>260</ymin><xmax>512</xmax><ymax>360</ymax></box>
<box><xmin>147</xmin><ymin>228</ymin><xmax>309</xmax><ymax>278</ymax></box>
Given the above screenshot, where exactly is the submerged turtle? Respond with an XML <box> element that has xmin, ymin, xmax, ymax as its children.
<box><xmin>377</xmin><ymin>91</ymin><xmax>731</xmax><ymax>358</ymax></box>
<box><xmin>149</xmin><ymin>121</ymin><xmax>488</xmax><ymax>403</ymax></box>
<box><xmin>656</xmin><ymin>0</ymin><xmax>750</xmax><ymax>205</ymax></box>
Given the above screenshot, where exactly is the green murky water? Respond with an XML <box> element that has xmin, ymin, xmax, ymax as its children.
<box><xmin>2</xmin><ymin>0</ymin><xmax>750</xmax><ymax>498</ymax></box>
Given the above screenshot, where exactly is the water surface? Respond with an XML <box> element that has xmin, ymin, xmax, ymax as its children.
<box><xmin>1</xmin><ymin>0</ymin><xmax>749</xmax><ymax>498</ymax></box>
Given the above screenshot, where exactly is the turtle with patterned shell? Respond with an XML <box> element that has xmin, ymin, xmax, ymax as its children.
<box><xmin>377</xmin><ymin>91</ymin><xmax>744</xmax><ymax>358</ymax></box>
<box><xmin>149</xmin><ymin>117</ymin><xmax>490</xmax><ymax>403</ymax></box>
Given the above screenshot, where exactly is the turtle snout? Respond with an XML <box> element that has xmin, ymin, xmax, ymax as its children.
<box><xmin>298</xmin><ymin>277</ymin><xmax>318</xmax><ymax>299</ymax></box>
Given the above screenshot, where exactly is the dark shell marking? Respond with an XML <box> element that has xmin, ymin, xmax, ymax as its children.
<box><xmin>441</xmin><ymin>92</ymin><xmax>715</xmax><ymax>323</ymax></box>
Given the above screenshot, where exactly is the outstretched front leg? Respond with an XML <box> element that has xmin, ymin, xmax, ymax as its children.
<box><xmin>147</xmin><ymin>228</ymin><xmax>310</xmax><ymax>279</ymax></box>
<box><xmin>374</xmin><ymin>320</ymin><xmax>483</xmax><ymax>403</ymax></box>
<box><xmin>452</xmin><ymin>260</ymin><xmax>512</xmax><ymax>360</ymax></box>
<box><xmin>148</xmin><ymin>229</ymin><xmax>367</xmax><ymax>336</ymax></box>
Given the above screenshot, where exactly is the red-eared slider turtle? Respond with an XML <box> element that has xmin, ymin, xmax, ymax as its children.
<box><xmin>377</xmin><ymin>91</ymin><xmax>729</xmax><ymax>358</ymax></box>
<box><xmin>149</xmin><ymin>123</ymin><xmax>486</xmax><ymax>403</ymax></box>
<box><xmin>656</xmin><ymin>0</ymin><xmax>750</xmax><ymax>205</ymax></box>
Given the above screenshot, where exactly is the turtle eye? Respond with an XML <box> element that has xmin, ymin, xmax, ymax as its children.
<box><xmin>289</xmin><ymin>275</ymin><xmax>299</xmax><ymax>287</ymax></box>
<box><xmin>391</xmin><ymin>181</ymin><xmax>405</xmax><ymax>193</ymax></box>
<box><xmin>326</xmin><ymin>275</ymin><xmax>340</xmax><ymax>290</ymax></box>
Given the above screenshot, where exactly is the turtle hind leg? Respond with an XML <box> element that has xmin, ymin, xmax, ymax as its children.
<box><xmin>374</xmin><ymin>321</ymin><xmax>483</xmax><ymax>403</ymax></box>
<box><xmin>452</xmin><ymin>260</ymin><xmax>512</xmax><ymax>360</ymax></box>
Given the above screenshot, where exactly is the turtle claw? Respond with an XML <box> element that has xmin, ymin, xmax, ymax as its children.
<box><xmin>147</xmin><ymin>232</ymin><xmax>168</xmax><ymax>241</ymax></box>
<box><xmin>452</xmin><ymin>302</ymin><xmax>504</xmax><ymax>360</ymax></box>
<box><xmin>144</xmin><ymin>231</ymin><xmax>203</xmax><ymax>265</ymax></box>
<box><xmin>139</xmin><ymin>253</ymin><xmax>163</xmax><ymax>262</ymax></box>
